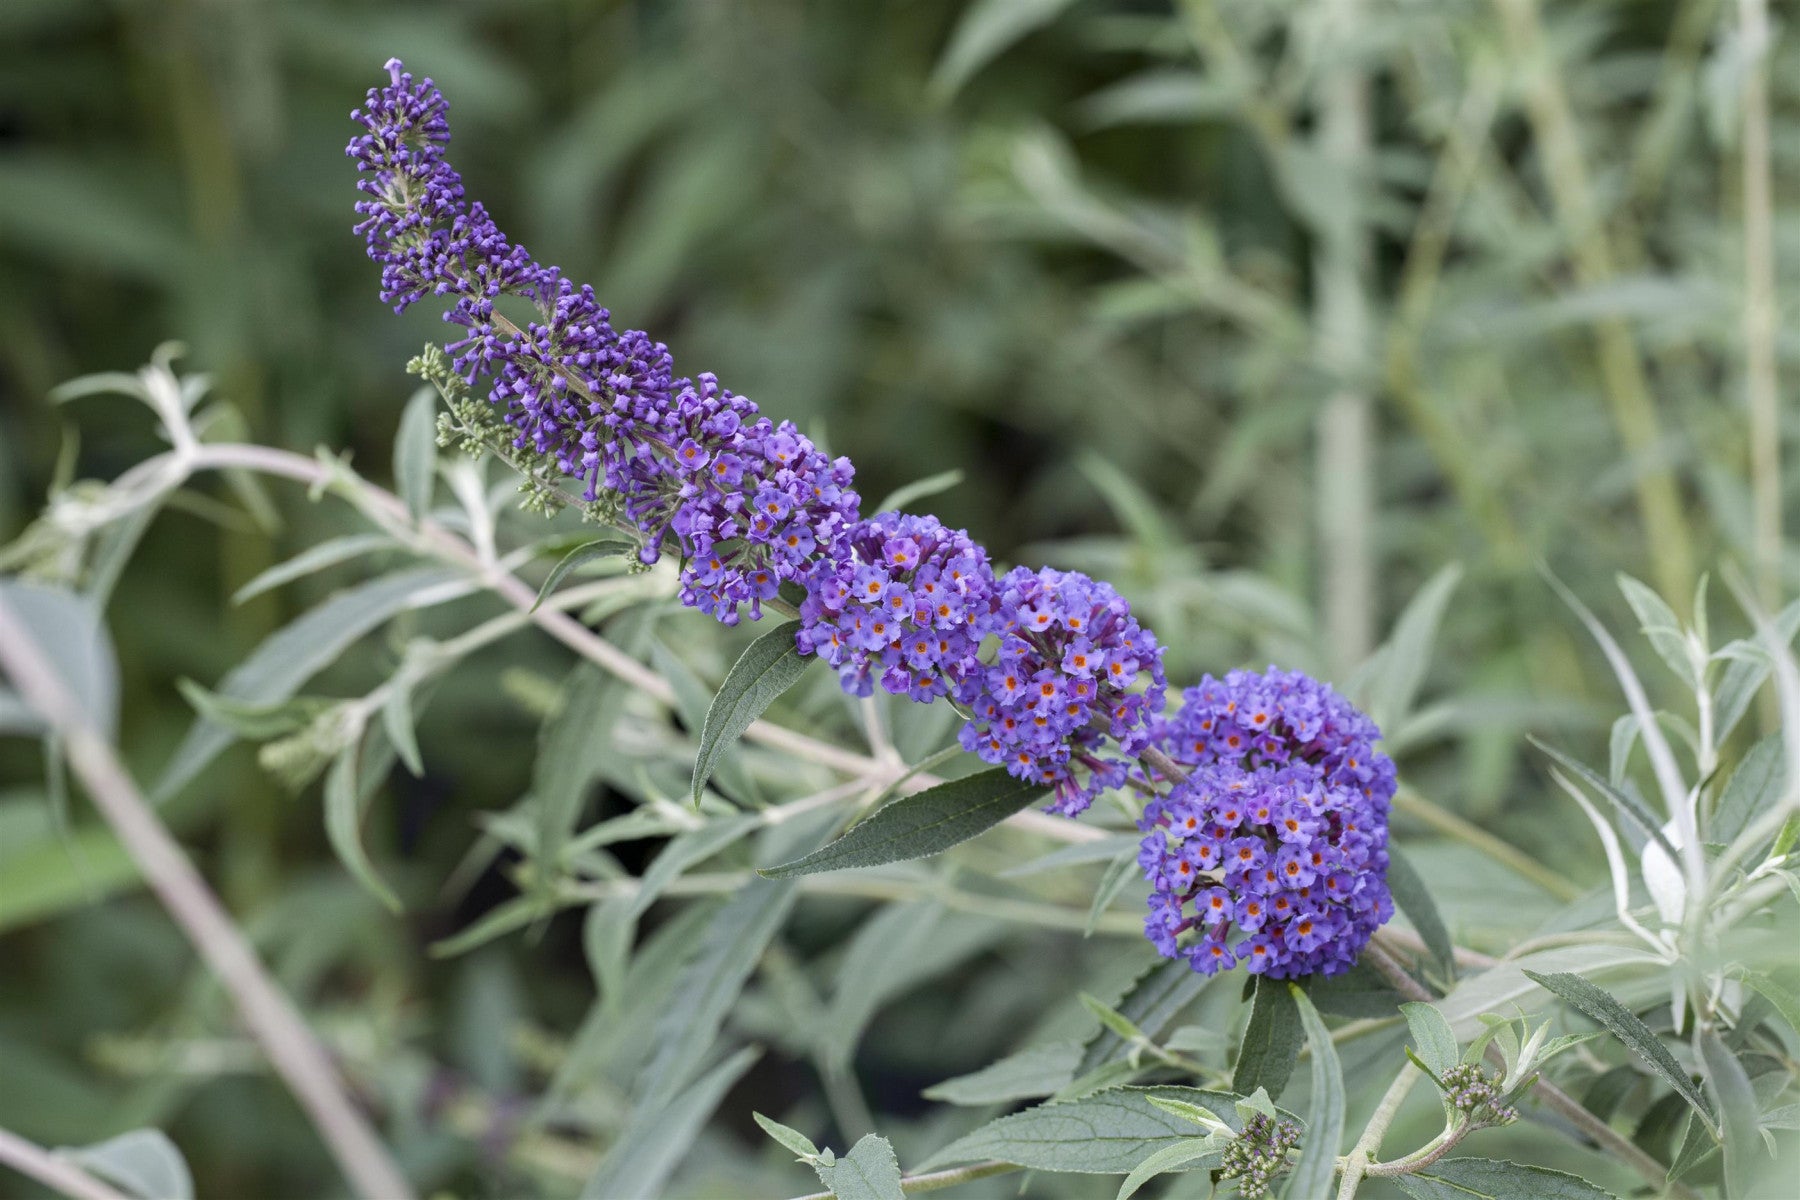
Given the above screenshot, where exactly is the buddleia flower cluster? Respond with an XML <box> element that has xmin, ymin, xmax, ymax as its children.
<box><xmin>1218</xmin><ymin>1111</ymin><xmax>1302</xmax><ymax>1199</ymax></box>
<box><xmin>1137</xmin><ymin>668</ymin><xmax>1395</xmax><ymax>978</ymax></box>
<box><xmin>347</xmin><ymin>59</ymin><xmax>1170</xmax><ymax>816</ymax></box>
<box><xmin>960</xmin><ymin>568</ymin><xmax>1166</xmax><ymax>816</ymax></box>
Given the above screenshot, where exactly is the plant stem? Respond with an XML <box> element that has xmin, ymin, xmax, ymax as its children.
<box><xmin>1739</xmin><ymin>0</ymin><xmax>1782</xmax><ymax>624</ymax></box>
<box><xmin>0</xmin><ymin>596</ymin><xmax>415</xmax><ymax>1200</ymax></box>
<box><xmin>1392</xmin><ymin>786</ymin><xmax>1583</xmax><ymax>901</ymax></box>
<box><xmin>0</xmin><ymin>1127</ymin><xmax>131</xmax><ymax>1200</ymax></box>
<box><xmin>1314</xmin><ymin>0</ymin><xmax>1376</xmax><ymax>676</ymax></box>
<box><xmin>1335</xmin><ymin>1062</ymin><xmax>1423</xmax><ymax>1199</ymax></box>
<box><xmin>1360</xmin><ymin>940</ymin><xmax>1699</xmax><ymax>1198</ymax></box>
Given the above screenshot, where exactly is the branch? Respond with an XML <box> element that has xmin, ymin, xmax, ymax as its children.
<box><xmin>0</xmin><ymin>1128</ymin><xmax>131</xmax><ymax>1200</ymax></box>
<box><xmin>0</xmin><ymin>594</ymin><xmax>415</xmax><ymax>1200</ymax></box>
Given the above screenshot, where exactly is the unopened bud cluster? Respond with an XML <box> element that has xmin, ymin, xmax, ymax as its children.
<box><xmin>1440</xmin><ymin>1063</ymin><xmax>1519</xmax><ymax>1125</ymax></box>
<box><xmin>1218</xmin><ymin>1112</ymin><xmax>1301</xmax><ymax>1198</ymax></box>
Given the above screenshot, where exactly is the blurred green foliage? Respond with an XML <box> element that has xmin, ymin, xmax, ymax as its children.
<box><xmin>1</xmin><ymin>0</ymin><xmax>1796</xmax><ymax>1197</ymax></box>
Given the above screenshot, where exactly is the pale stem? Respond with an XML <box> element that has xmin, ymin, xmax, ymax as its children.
<box><xmin>0</xmin><ymin>1128</ymin><xmax>131</xmax><ymax>1200</ymax></box>
<box><xmin>1335</xmin><ymin>1061</ymin><xmax>1422</xmax><ymax>1199</ymax></box>
<box><xmin>1740</xmin><ymin>0</ymin><xmax>1782</xmax><ymax>631</ymax></box>
<box><xmin>0</xmin><ymin>595</ymin><xmax>415</xmax><ymax>1200</ymax></box>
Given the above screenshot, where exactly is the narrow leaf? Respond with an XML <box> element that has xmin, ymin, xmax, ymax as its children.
<box><xmin>581</xmin><ymin>1046</ymin><xmax>760</xmax><ymax>1200</ymax></box>
<box><xmin>1713</xmin><ymin>733</ymin><xmax>1782</xmax><ymax>846</ymax></box>
<box><xmin>63</xmin><ymin>1129</ymin><xmax>194</xmax><ymax>1200</ymax></box>
<box><xmin>1522</xmin><ymin>970</ymin><xmax>1716</xmax><ymax>1133</ymax></box>
<box><xmin>1699</xmin><ymin>1029</ymin><xmax>1760</xmax><ymax>1198</ymax></box>
<box><xmin>1531</xmin><ymin>736</ymin><xmax>1678</xmax><ymax>862</ymax></box>
<box><xmin>920</xmin><ymin>1086</ymin><xmax>1237</xmax><ymax>1174</ymax></box>
<box><xmin>1400</xmin><ymin>1002</ymin><xmax>1459</xmax><ymax>1080</ymax></box>
<box><xmin>394</xmin><ymin>386</ymin><xmax>438</xmax><ymax>522</ymax></box>
<box><xmin>1116</xmin><ymin>1137</ymin><xmax>1222</xmax><ymax>1200</ymax></box>
<box><xmin>692</xmin><ymin>619</ymin><xmax>810</xmax><ymax>806</ymax></box>
<box><xmin>231</xmin><ymin>534</ymin><xmax>397</xmax><ymax>605</ymax></box>
<box><xmin>1387</xmin><ymin>846</ymin><xmax>1456</xmax><ymax>977</ymax></box>
<box><xmin>1080</xmin><ymin>958</ymin><xmax>1214</xmax><ymax>1073</ymax></box>
<box><xmin>1232</xmin><ymin>976</ymin><xmax>1302</xmax><ymax>1100</ymax></box>
<box><xmin>760</xmin><ymin>768</ymin><xmax>1045</xmax><ymax>878</ymax></box>
<box><xmin>753</xmin><ymin>1112</ymin><xmax>820</xmax><ymax>1161</ymax></box>
<box><xmin>1287</xmin><ymin>985</ymin><xmax>1344</xmax><ymax>1199</ymax></box>
<box><xmin>923</xmin><ymin>1041</ymin><xmax>1082</xmax><ymax>1106</ymax></box>
<box><xmin>1393</xmin><ymin>1157</ymin><xmax>1618</xmax><ymax>1199</ymax></box>
<box><xmin>532</xmin><ymin>537</ymin><xmax>634</xmax><ymax>612</ymax></box>
<box><xmin>873</xmin><ymin>468</ymin><xmax>965</xmax><ymax>515</ymax></box>
<box><xmin>1367</xmin><ymin>564</ymin><xmax>1463</xmax><ymax>731</ymax></box>
<box><xmin>323</xmin><ymin>738</ymin><xmax>401</xmax><ymax>914</ymax></box>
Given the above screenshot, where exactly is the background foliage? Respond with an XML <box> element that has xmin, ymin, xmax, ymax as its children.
<box><xmin>1</xmin><ymin>0</ymin><xmax>1796</xmax><ymax>1197</ymax></box>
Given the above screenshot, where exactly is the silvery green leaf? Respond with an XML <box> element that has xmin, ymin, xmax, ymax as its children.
<box><xmin>430</xmin><ymin>894</ymin><xmax>552</xmax><ymax>959</ymax></box>
<box><xmin>1363</xmin><ymin>563</ymin><xmax>1462</xmax><ymax>732</ymax></box>
<box><xmin>920</xmin><ymin>1086</ymin><xmax>1237</xmax><ymax>1174</ymax></box>
<box><xmin>628</xmin><ymin>815</ymin><xmax>759</xmax><ymax>919</ymax></box>
<box><xmin>930</xmin><ymin>0</ymin><xmax>1078</xmax><ymax>98</ymax></box>
<box><xmin>1699</xmin><ymin>1029</ymin><xmax>1761</xmax><ymax>1198</ymax></box>
<box><xmin>155</xmin><ymin>567</ymin><xmax>464</xmax><ymax>802</ymax></box>
<box><xmin>825</xmin><ymin>902</ymin><xmax>1000</xmax><ymax>1070</ymax></box>
<box><xmin>1393</xmin><ymin>1157</ymin><xmax>1618</xmax><ymax>1198</ymax></box>
<box><xmin>1523</xmin><ymin>970</ymin><xmax>1716</xmax><ymax>1133</ymax></box>
<box><xmin>0</xmin><ymin>686</ymin><xmax>46</xmax><ymax>736</ymax></box>
<box><xmin>62</xmin><ymin>1129</ymin><xmax>194</xmax><ymax>1200</ymax></box>
<box><xmin>531</xmin><ymin>537</ymin><xmax>635</xmax><ymax>613</ymax></box>
<box><xmin>691</xmin><ymin>619</ymin><xmax>810</xmax><ymax>806</ymax></box>
<box><xmin>232</xmin><ymin>533</ymin><xmax>396</xmax><ymax>605</ymax></box>
<box><xmin>1387</xmin><ymin>846</ymin><xmax>1457</xmax><ymax>978</ymax></box>
<box><xmin>753</xmin><ymin>1111</ymin><xmax>820</xmax><ymax>1161</ymax></box>
<box><xmin>175</xmin><ymin>679</ymin><xmax>331</xmax><ymax>740</ymax></box>
<box><xmin>1081</xmin><ymin>993</ymin><xmax>1148</xmax><ymax>1046</ymax></box>
<box><xmin>1735</xmin><ymin>969</ymin><xmax>1800</xmax><ymax>1036</ymax></box>
<box><xmin>923</xmin><ymin>1041</ymin><xmax>1083</xmax><ymax>1106</ymax></box>
<box><xmin>1713</xmin><ymin>733</ymin><xmax>1782</xmax><ymax>845</ymax></box>
<box><xmin>636</xmin><ymin>877</ymin><xmax>796</xmax><ymax>1109</ymax></box>
<box><xmin>1531</xmin><ymin>735</ymin><xmax>1678</xmax><ymax>861</ymax></box>
<box><xmin>533</xmin><ymin>663</ymin><xmax>624</xmax><ymax>884</ymax></box>
<box><xmin>760</xmin><ymin>768</ymin><xmax>1046</xmax><ymax>878</ymax></box>
<box><xmin>381</xmin><ymin>675</ymin><xmax>424</xmax><ymax>777</ymax></box>
<box><xmin>1287</xmin><ymin>985</ymin><xmax>1344</xmax><ymax>1199</ymax></box>
<box><xmin>1163</xmin><ymin>1025</ymin><xmax>1227</xmax><ymax>1053</ymax></box>
<box><xmin>324</xmin><ymin>735</ymin><xmax>400</xmax><ymax>914</ymax></box>
<box><xmin>1085</xmin><ymin>848</ymin><xmax>1140</xmax><ymax>936</ymax></box>
<box><xmin>813</xmin><ymin>1133</ymin><xmax>904</xmax><ymax>1200</ymax></box>
<box><xmin>1231</xmin><ymin>975</ymin><xmax>1302</xmax><ymax>1100</ymax></box>
<box><xmin>1617</xmin><ymin>573</ymin><xmax>1698</xmax><ymax>686</ymax></box>
<box><xmin>1080</xmin><ymin>956</ymin><xmax>1213</xmax><ymax>1072</ymax></box>
<box><xmin>581</xmin><ymin>1046</ymin><xmax>760</xmax><ymax>1200</ymax></box>
<box><xmin>1712</xmin><ymin>597</ymin><xmax>1800</xmax><ymax>743</ymax></box>
<box><xmin>1436</xmin><ymin>945</ymin><xmax>1662</xmax><ymax>1039</ymax></box>
<box><xmin>393</xmin><ymin>385</ymin><xmax>438</xmax><ymax>522</ymax></box>
<box><xmin>1400</xmin><ymin>1001</ymin><xmax>1459</xmax><ymax>1081</ymax></box>
<box><xmin>873</xmin><ymin>468</ymin><xmax>964</xmax><ymax>515</ymax></box>
<box><xmin>582</xmin><ymin>894</ymin><xmax>634</xmax><ymax>1008</ymax></box>
<box><xmin>1609</xmin><ymin>713</ymin><xmax>1639</xmax><ymax>787</ymax></box>
<box><xmin>0</xmin><ymin>581</ymin><xmax>118</xmax><ymax>740</ymax></box>
<box><xmin>1115</xmin><ymin>1136</ymin><xmax>1223</xmax><ymax>1200</ymax></box>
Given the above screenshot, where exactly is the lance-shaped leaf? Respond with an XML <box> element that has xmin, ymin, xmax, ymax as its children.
<box><xmin>1286</xmin><ymin>984</ymin><xmax>1344</xmax><ymax>1198</ymax></box>
<box><xmin>760</xmin><ymin>768</ymin><xmax>1046</xmax><ymax>877</ymax></box>
<box><xmin>691</xmin><ymin>619</ymin><xmax>810</xmax><ymax>806</ymax></box>
<box><xmin>1698</xmin><ymin>1029</ymin><xmax>1759</xmax><ymax>1199</ymax></box>
<box><xmin>1231</xmin><ymin>976</ymin><xmax>1302</xmax><ymax>1100</ymax></box>
<box><xmin>1530</xmin><ymin>736</ymin><xmax>1677</xmax><ymax>862</ymax></box>
<box><xmin>531</xmin><ymin>537</ymin><xmax>634</xmax><ymax>611</ymax></box>
<box><xmin>1080</xmin><ymin>957</ymin><xmax>1213</xmax><ymax>1072</ymax></box>
<box><xmin>1400</xmin><ymin>1002</ymin><xmax>1459</xmax><ymax>1081</ymax></box>
<box><xmin>1393</xmin><ymin>1157</ymin><xmax>1618</xmax><ymax>1199</ymax></box>
<box><xmin>1386</xmin><ymin>846</ymin><xmax>1456</xmax><ymax>979</ymax></box>
<box><xmin>394</xmin><ymin>386</ymin><xmax>438</xmax><ymax>521</ymax></box>
<box><xmin>920</xmin><ymin>1086</ymin><xmax>1239</xmax><ymax>1174</ymax></box>
<box><xmin>1523</xmin><ymin>970</ymin><xmax>1716</xmax><ymax>1134</ymax></box>
<box><xmin>581</xmin><ymin>1046</ymin><xmax>761</xmax><ymax>1200</ymax></box>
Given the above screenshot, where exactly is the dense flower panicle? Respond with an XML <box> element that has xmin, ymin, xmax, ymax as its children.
<box><xmin>348</xmin><ymin>60</ymin><xmax>859</xmax><ymax>624</ymax></box>
<box><xmin>959</xmin><ymin>567</ymin><xmax>1166</xmax><ymax>817</ymax></box>
<box><xmin>1138</xmin><ymin>667</ymin><xmax>1395</xmax><ymax>979</ymax></box>
<box><xmin>796</xmin><ymin>512</ymin><xmax>994</xmax><ymax>700</ymax></box>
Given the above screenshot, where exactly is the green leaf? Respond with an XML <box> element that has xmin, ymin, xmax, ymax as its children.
<box><xmin>323</xmin><ymin>737</ymin><xmax>401</xmax><ymax>914</ymax></box>
<box><xmin>1387</xmin><ymin>846</ymin><xmax>1456</xmax><ymax>978</ymax></box>
<box><xmin>1400</xmin><ymin>1002</ymin><xmax>1459</xmax><ymax>1080</ymax></box>
<box><xmin>430</xmin><ymin>894</ymin><xmax>552</xmax><ymax>959</ymax></box>
<box><xmin>636</xmin><ymin>877</ymin><xmax>797</xmax><ymax>1109</ymax></box>
<box><xmin>1699</xmin><ymin>1029</ymin><xmax>1760</xmax><ymax>1198</ymax></box>
<box><xmin>873</xmin><ymin>468</ymin><xmax>965</xmax><ymax>515</ymax></box>
<box><xmin>531</xmin><ymin>538</ymin><xmax>635</xmax><ymax>612</ymax></box>
<box><xmin>1735</xmin><ymin>969</ymin><xmax>1800</xmax><ymax>1036</ymax></box>
<box><xmin>1086</xmin><ymin>849</ymin><xmax>1140</xmax><ymax>937</ymax></box>
<box><xmin>533</xmin><ymin>663</ymin><xmax>625</xmax><ymax>886</ymax></box>
<box><xmin>394</xmin><ymin>386</ymin><xmax>438</xmax><ymax>522</ymax></box>
<box><xmin>1232</xmin><ymin>976</ymin><xmax>1302</xmax><ymax>1100</ymax></box>
<box><xmin>1286</xmin><ymin>985</ymin><xmax>1344</xmax><ymax>1199</ymax></box>
<box><xmin>628</xmin><ymin>815</ymin><xmax>760</xmax><ymax>919</ymax></box>
<box><xmin>1393</xmin><ymin>1157</ymin><xmax>1618</xmax><ymax>1199</ymax></box>
<box><xmin>1437</xmin><ymin>945</ymin><xmax>1662</xmax><ymax>1038</ymax></box>
<box><xmin>175</xmin><ymin>680</ymin><xmax>331</xmax><ymax>740</ymax></box>
<box><xmin>231</xmin><ymin>534</ymin><xmax>398</xmax><ymax>605</ymax></box>
<box><xmin>824</xmin><ymin>902</ymin><xmax>999</xmax><ymax>1070</ymax></box>
<box><xmin>1530</xmin><ymin>736</ymin><xmax>1679</xmax><ymax>863</ymax></box>
<box><xmin>1712</xmin><ymin>597</ymin><xmax>1800</xmax><ymax>744</ymax></box>
<box><xmin>0</xmin><ymin>581</ymin><xmax>118</xmax><ymax>740</ymax></box>
<box><xmin>1522</xmin><ymin>970</ymin><xmax>1716</xmax><ymax>1134</ymax></box>
<box><xmin>1618</xmin><ymin>574</ymin><xmax>1697</xmax><ymax>687</ymax></box>
<box><xmin>581</xmin><ymin>1046</ymin><xmax>760</xmax><ymax>1200</ymax></box>
<box><xmin>1713</xmin><ymin>733</ymin><xmax>1782</xmax><ymax>845</ymax></box>
<box><xmin>920</xmin><ymin>1086</ymin><xmax>1237</xmax><ymax>1174</ymax></box>
<box><xmin>1364</xmin><ymin>564</ymin><xmax>1463</xmax><ymax>732</ymax></box>
<box><xmin>760</xmin><ymin>768</ymin><xmax>1046</xmax><ymax>878</ymax></box>
<box><xmin>155</xmin><ymin>567</ymin><xmax>465</xmax><ymax>801</ymax></box>
<box><xmin>753</xmin><ymin>1112</ymin><xmax>820</xmax><ymax>1161</ymax></box>
<box><xmin>381</xmin><ymin>677</ymin><xmax>424</xmax><ymax>778</ymax></box>
<box><xmin>1080</xmin><ymin>957</ymin><xmax>1213</xmax><ymax>1072</ymax></box>
<box><xmin>813</xmin><ymin>1133</ymin><xmax>905</xmax><ymax>1200</ymax></box>
<box><xmin>1116</xmin><ymin>1137</ymin><xmax>1223</xmax><ymax>1200</ymax></box>
<box><xmin>691</xmin><ymin>619</ymin><xmax>810</xmax><ymax>806</ymax></box>
<box><xmin>930</xmin><ymin>0</ymin><xmax>1078</xmax><ymax>99</ymax></box>
<box><xmin>923</xmin><ymin>1041</ymin><xmax>1082</xmax><ymax>1106</ymax></box>
<box><xmin>62</xmin><ymin>1129</ymin><xmax>194</xmax><ymax>1200</ymax></box>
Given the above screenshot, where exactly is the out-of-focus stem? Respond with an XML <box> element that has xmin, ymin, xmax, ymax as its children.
<box><xmin>0</xmin><ymin>1127</ymin><xmax>130</xmax><ymax>1200</ymax></box>
<box><xmin>1493</xmin><ymin>0</ymin><xmax>1696</xmax><ymax>609</ymax></box>
<box><xmin>1740</xmin><ymin>0</ymin><xmax>1781</xmax><ymax>619</ymax></box>
<box><xmin>1315</xmin><ymin>0</ymin><xmax>1376</xmax><ymax>676</ymax></box>
<box><xmin>0</xmin><ymin>596</ymin><xmax>415</xmax><ymax>1200</ymax></box>
<box><xmin>1392</xmin><ymin>786</ymin><xmax>1583</xmax><ymax>902</ymax></box>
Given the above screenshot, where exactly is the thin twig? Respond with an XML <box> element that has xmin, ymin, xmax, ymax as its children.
<box><xmin>0</xmin><ymin>595</ymin><xmax>415</xmax><ymax>1200</ymax></box>
<box><xmin>0</xmin><ymin>1128</ymin><xmax>131</xmax><ymax>1200</ymax></box>
<box><xmin>1739</xmin><ymin>0</ymin><xmax>1781</xmax><ymax>626</ymax></box>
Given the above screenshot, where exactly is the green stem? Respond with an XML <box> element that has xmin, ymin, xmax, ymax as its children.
<box><xmin>1393</xmin><ymin>787</ymin><xmax>1582</xmax><ymax>902</ymax></box>
<box><xmin>1335</xmin><ymin>1062</ymin><xmax>1422</xmax><ymax>1199</ymax></box>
